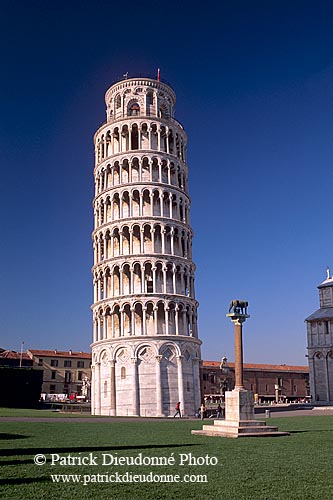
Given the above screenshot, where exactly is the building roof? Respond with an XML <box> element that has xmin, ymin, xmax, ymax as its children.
<box><xmin>305</xmin><ymin>307</ymin><xmax>333</xmax><ymax>321</ymax></box>
<box><xmin>203</xmin><ymin>360</ymin><xmax>308</xmax><ymax>373</ymax></box>
<box><xmin>318</xmin><ymin>277</ymin><xmax>333</xmax><ymax>289</ymax></box>
<box><xmin>27</xmin><ymin>349</ymin><xmax>91</xmax><ymax>360</ymax></box>
<box><xmin>23</xmin><ymin>350</ymin><xmax>308</xmax><ymax>371</ymax></box>
<box><xmin>0</xmin><ymin>350</ymin><xmax>31</xmax><ymax>361</ymax></box>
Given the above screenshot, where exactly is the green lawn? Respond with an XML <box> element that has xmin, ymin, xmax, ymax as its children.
<box><xmin>0</xmin><ymin>412</ymin><xmax>332</xmax><ymax>500</ymax></box>
<box><xmin>0</xmin><ymin>407</ymin><xmax>97</xmax><ymax>418</ymax></box>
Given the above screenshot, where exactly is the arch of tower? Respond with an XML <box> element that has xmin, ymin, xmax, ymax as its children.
<box><xmin>91</xmin><ymin>76</ymin><xmax>202</xmax><ymax>416</ymax></box>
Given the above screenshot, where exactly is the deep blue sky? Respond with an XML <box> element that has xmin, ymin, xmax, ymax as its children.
<box><xmin>1</xmin><ymin>0</ymin><xmax>333</xmax><ymax>365</ymax></box>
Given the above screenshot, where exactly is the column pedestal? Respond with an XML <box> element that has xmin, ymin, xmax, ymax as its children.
<box><xmin>192</xmin><ymin>388</ymin><xmax>289</xmax><ymax>437</ymax></box>
<box><xmin>225</xmin><ymin>388</ymin><xmax>254</xmax><ymax>421</ymax></box>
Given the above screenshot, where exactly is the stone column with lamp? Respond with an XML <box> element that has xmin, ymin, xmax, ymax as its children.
<box><xmin>192</xmin><ymin>300</ymin><xmax>289</xmax><ymax>438</ymax></box>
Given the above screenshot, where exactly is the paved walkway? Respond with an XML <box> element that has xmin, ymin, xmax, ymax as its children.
<box><xmin>262</xmin><ymin>407</ymin><xmax>333</xmax><ymax>418</ymax></box>
<box><xmin>1</xmin><ymin>408</ymin><xmax>333</xmax><ymax>423</ymax></box>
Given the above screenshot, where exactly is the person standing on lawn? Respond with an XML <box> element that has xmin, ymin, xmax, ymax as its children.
<box><xmin>216</xmin><ymin>404</ymin><xmax>223</xmax><ymax>419</ymax></box>
<box><xmin>174</xmin><ymin>402</ymin><xmax>181</xmax><ymax>418</ymax></box>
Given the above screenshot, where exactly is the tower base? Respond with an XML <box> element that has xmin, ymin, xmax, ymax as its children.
<box><xmin>192</xmin><ymin>389</ymin><xmax>289</xmax><ymax>438</ymax></box>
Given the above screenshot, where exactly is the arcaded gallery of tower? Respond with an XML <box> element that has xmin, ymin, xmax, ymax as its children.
<box><xmin>91</xmin><ymin>76</ymin><xmax>202</xmax><ymax>416</ymax></box>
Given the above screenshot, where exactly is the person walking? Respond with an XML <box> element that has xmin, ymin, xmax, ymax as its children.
<box><xmin>200</xmin><ymin>403</ymin><xmax>206</xmax><ymax>420</ymax></box>
<box><xmin>216</xmin><ymin>404</ymin><xmax>223</xmax><ymax>419</ymax></box>
<box><xmin>174</xmin><ymin>402</ymin><xmax>181</xmax><ymax>418</ymax></box>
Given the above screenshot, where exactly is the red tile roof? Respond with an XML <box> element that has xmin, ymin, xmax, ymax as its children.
<box><xmin>27</xmin><ymin>349</ymin><xmax>91</xmax><ymax>359</ymax></box>
<box><xmin>0</xmin><ymin>350</ymin><xmax>31</xmax><ymax>361</ymax></box>
<box><xmin>203</xmin><ymin>360</ymin><xmax>309</xmax><ymax>373</ymax></box>
<box><xmin>23</xmin><ymin>350</ymin><xmax>308</xmax><ymax>371</ymax></box>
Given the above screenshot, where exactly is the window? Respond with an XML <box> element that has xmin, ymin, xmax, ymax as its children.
<box><xmin>38</xmin><ymin>358</ymin><xmax>43</xmax><ymax>366</ymax></box>
<box><xmin>64</xmin><ymin>360</ymin><xmax>72</xmax><ymax>367</ymax></box>
<box><xmin>77</xmin><ymin>361</ymin><xmax>84</xmax><ymax>368</ymax></box>
<box><xmin>147</xmin><ymin>91</ymin><xmax>154</xmax><ymax>106</ymax></box>
<box><xmin>121</xmin><ymin>367</ymin><xmax>126</xmax><ymax>379</ymax></box>
<box><xmin>65</xmin><ymin>371</ymin><xmax>72</xmax><ymax>383</ymax></box>
<box><xmin>51</xmin><ymin>359</ymin><xmax>58</xmax><ymax>367</ymax></box>
<box><xmin>78</xmin><ymin>371</ymin><xmax>83</xmax><ymax>381</ymax></box>
<box><xmin>265</xmin><ymin>385</ymin><xmax>269</xmax><ymax>392</ymax></box>
<box><xmin>51</xmin><ymin>371</ymin><xmax>56</xmax><ymax>380</ymax></box>
<box><xmin>128</xmin><ymin>103</ymin><xmax>140</xmax><ymax>116</ymax></box>
<box><xmin>277</xmin><ymin>377</ymin><xmax>283</xmax><ymax>387</ymax></box>
<box><xmin>50</xmin><ymin>384</ymin><xmax>56</xmax><ymax>394</ymax></box>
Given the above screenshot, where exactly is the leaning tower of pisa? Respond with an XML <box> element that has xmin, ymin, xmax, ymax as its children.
<box><xmin>91</xmin><ymin>75</ymin><xmax>202</xmax><ymax>416</ymax></box>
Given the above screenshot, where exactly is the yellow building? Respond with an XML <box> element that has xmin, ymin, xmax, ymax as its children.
<box><xmin>27</xmin><ymin>349</ymin><xmax>91</xmax><ymax>397</ymax></box>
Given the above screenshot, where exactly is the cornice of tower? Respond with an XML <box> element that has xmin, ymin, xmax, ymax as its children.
<box><xmin>93</xmin><ymin>183</ymin><xmax>191</xmax><ymax>203</ymax></box>
<box><xmin>91</xmin><ymin>295</ymin><xmax>199</xmax><ymax>308</ymax></box>
<box><xmin>92</xmin><ymin>216</ymin><xmax>193</xmax><ymax>233</ymax></box>
<box><xmin>94</xmin><ymin>114</ymin><xmax>185</xmax><ymax>136</ymax></box>
<box><xmin>93</xmin><ymin>151</ymin><xmax>189</xmax><ymax>176</ymax></box>
<box><xmin>91</xmin><ymin>254</ymin><xmax>197</xmax><ymax>272</ymax></box>
<box><xmin>91</xmin><ymin>335</ymin><xmax>202</xmax><ymax>350</ymax></box>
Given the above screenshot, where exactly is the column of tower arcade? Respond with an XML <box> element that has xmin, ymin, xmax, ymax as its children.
<box><xmin>93</xmin><ymin>225</ymin><xmax>192</xmax><ymax>261</ymax></box>
<box><xmin>94</xmin><ymin>158</ymin><xmax>188</xmax><ymax>195</ymax></box>
<box><xmin>94</xmin><ymin>189</ymin><xmax>190</xmax><ymax>224</ymax></box>
<box><xmin>95</xmin><ymin>124</ymin><xmax>186</xmax><ymax>162</ymax></box>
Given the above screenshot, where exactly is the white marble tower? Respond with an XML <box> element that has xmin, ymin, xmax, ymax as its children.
<box><xmin>91</xmin><ymin>75</ymin><xmax>202</xmax><ymax>416</ymax></box>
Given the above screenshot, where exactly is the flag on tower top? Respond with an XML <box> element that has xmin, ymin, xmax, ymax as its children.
<box><xmin>157</xmin><ymin>68</ymin><xmax>161</xmax><ymax>81</ymax></box>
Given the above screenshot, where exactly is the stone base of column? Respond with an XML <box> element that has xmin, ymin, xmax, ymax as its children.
<box><xmin>225</xmin><ymin>389</ymin><xmax>254</xmax><ymax>421</ymax></box>
<box><xmin>192</xmin><ymin>389</ymin><xmax>289</xmax><ymax>438</ymax></box>
<box><xmin>192</xmin><ymin>419</ymin><xmax>289</xmax><ymax>438</ymax></box>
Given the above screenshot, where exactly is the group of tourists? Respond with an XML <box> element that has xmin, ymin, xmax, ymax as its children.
<box><xmin>173</xmin><ymin>402</ymin><xmax>224</xmax><ymax>419</ymax></box>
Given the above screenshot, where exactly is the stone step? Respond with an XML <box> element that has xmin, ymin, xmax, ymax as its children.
<box><xmin>191</xmin><ymin>429</ymin><xmax>290</xmax><ymax>438</ymax></box>
<box><xmin>238</xmin><ymin>425</ymin><xmax>278</xmax><ymax>433</ymax></box>
<box><xmin>213</xmin><ymin>419</ymin><xmax>267</xmax><ymax>428</ymax></box>
<box><xmin>192</xmin><ymin>429</ymin><xmax>238</xmax><ymax>437</ymax></box>
<box><xmin>201</xmin><ymin>424</ymin><xmax>278</xmax><ymax>433</ymax></box>
<box><xmin>237</xmin><ymin>431</ymin><xmax>290</xmax><ymax>437</ymax></box>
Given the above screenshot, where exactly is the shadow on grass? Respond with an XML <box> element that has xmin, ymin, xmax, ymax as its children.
<box><xmin>0</xmin><ymin>443</ymin><xmax>201</xmax><ymax>465</ymax></box>
<box><xmin>288</xmin><ymin>429</ymin><xmax>333</xmax><ymax>434</ymax></box>
<box><xmin>0</xmin><ymin>433</ymin><xmax>29</xmax><ymax>440</ymax></box>
<box><xmin>0</xmin><ymin>477</ymin><xmax>49</xmax><ymax>486</ymax></box>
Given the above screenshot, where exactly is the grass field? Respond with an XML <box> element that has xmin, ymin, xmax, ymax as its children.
<box><xmin>0</xmin><ymin>407</ymin><xmax>97</xmax><ymax>418</ymax></box>
<box><xmin>0</xmin><ymin>410</ymin><xmax>332</xmax><ymax>500</ymax></box>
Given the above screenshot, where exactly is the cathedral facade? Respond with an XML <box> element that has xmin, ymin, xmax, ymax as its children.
<box><xmin>91</xmin><ymin>75</ymin><xmax>202</xmax><ymax>416</ymax></box>
<box><xmin>306</xmin><ymin>271</ymin><xmax>333</xmax><ymax>403</ymax></box>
